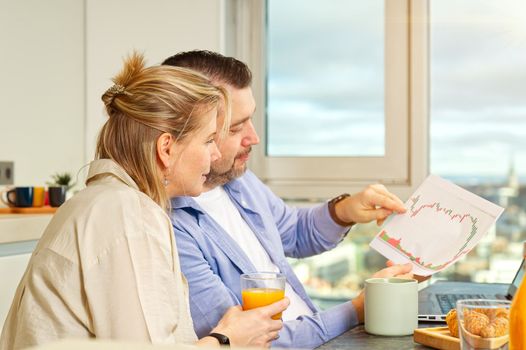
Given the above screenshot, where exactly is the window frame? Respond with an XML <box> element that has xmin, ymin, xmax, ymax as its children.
<box><xmin>228</xmin><ymin>0</ymin><xmax>429</xmax><ymax>200</ymax></box>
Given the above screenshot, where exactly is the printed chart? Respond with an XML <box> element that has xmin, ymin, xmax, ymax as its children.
<box><xmin>369</xmin><ymin>175</ymin><xmax>504</xmax><ymax>276</ymax></box>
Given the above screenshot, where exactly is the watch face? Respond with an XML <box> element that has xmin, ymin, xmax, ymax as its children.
<box><xmin>218</xmin><ymin>335</ymin><xmax>229</xmax><ymax>344</ymax></box>
<box><xmin>209</xmin><ymin>333</ymin><xmax>230</xmax><ymax>345</ymax></box>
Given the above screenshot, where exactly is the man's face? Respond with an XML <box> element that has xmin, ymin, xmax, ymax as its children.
<box><xmin>205</xmin><ymin>86</ymin><xmax>259</xmax><ymax>188</ymax></box>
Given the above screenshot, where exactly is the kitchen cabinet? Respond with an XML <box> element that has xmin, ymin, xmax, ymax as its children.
<box><xmin>0</xmin><ymin>214</ymin><xmax>50</xmax><ymax>328</ymax></box>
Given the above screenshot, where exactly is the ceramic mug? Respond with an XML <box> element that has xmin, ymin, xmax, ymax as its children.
<box><xmin>364</xmin><ymin>277</ymin><xmax>418</xmax><ymax>336</ymax></box>
<box><xmin>32</xmin><ymin>186</ymin><xmax>45</xmax><ymax>207</ymax></box>
<box><xmin>48</xmin><ymin>186</ymin><xmax>67</xmax><ymax>207</ymax></box>
<box><xmin>1</xmin><ymin>187</ymin><xmax>34</xmax><ymax>207</ymax></box>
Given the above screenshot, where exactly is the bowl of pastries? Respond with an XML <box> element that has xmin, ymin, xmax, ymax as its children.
<box><xmin>446</xmin><ymin>299</ymin><xmax>511</xmax><ymax>349</ymax></box>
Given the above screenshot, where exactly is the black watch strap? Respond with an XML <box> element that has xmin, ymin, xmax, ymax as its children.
<box><xmin>208</xmin><ymin>332</ymin><xmax>230</xmax><ymax>346</ymax></box>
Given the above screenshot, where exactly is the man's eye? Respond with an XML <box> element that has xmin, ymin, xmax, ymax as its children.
<box><xmin>229</xmin><ymin>128</ymin><xmax>242</xmax><ymax>134</ymax></box>
<box><xmin>206</xmin><ymin>139</ymin><xmax>215</xmax><ymax>144</ymax></box>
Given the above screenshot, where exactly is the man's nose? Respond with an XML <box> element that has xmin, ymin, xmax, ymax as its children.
<box><xmin>241</xmin><ymin>120</ymin><xmax>260</xmax><ymax>147</ymax></box>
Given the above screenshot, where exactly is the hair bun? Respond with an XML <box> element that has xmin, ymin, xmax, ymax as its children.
<box><xmin>102</xmin><ymin>84</ymin><xmax>131</xmax><ymax>107</ymax></box>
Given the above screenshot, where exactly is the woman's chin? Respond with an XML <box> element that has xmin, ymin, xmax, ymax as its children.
<box><xmin>186</xmin><ymin>184</ymin><xmax>205</xmax><ymax>198</ymax></box>
<box><xmin>167</xmin><ymin>180</ymin><xmax>206</xmax><ymax>198</ymax></box>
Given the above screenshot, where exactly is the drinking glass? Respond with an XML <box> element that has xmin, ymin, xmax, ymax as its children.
<box><xmin>456</xmin><ymin>299</ymin><xmax>511</xmax><ymax>350</ymax></box>
<box><xmin>240</xmin><ymin>272</ymin><xmax>286</xmax><ymax>320</ymax></box>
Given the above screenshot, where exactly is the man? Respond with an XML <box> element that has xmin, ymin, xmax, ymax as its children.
<box><xmin>163</xmin><ymin>51</ymin><xmax>412</xmax><ymax>349</ymax></box>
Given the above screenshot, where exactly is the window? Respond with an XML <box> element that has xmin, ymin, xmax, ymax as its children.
<box><xmin>232</xmin><ymin>0</ymin><xmax>426</xmax><ymax>200</ymax></box>
<box><xmin>430</xmin><ymin>0</ymin><xmax>526</xmax><ymax>283</ymax></box>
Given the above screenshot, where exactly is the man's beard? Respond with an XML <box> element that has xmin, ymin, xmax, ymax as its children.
<box><xmin>204</xmin><ymin>148</ymin><xmax>251</xmax><ymax>188</ymax></box>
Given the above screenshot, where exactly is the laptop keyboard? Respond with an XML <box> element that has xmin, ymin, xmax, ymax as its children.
<box><xmin>435</xmin><ymin>294</ymin><xmax>487</xmax><ymax>314</ymax></box>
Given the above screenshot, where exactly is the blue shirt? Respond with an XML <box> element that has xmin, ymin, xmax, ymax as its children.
<box><xmin>170</xmin><ymin>171</ymin><xmax>359</xmax><ymax>349</ymax></box>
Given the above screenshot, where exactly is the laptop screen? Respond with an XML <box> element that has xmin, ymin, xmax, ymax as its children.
<box><xmin>508</xmin><ymin>258</ymin><xmax>525</xmax><ymax>298</ymax></box>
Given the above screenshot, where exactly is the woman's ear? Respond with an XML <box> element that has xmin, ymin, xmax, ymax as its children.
<box><xmin>156</xmin><ymin>133</ymin><xmax>175</xmax><ymax>169</ymax></box>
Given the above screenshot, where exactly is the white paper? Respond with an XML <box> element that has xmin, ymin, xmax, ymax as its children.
<box><xmin>369</xmin><ymin>175</ymin><xmax>505</xmax><ymax>276</ymax></box>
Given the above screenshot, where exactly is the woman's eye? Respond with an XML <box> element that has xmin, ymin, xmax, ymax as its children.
<box><xmin>206</xmin><ymin>139</ymin><xmax>215</xmax><ymax>144</ymax></box>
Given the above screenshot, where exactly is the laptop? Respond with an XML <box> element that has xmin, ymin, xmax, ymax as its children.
<box><xmin>418</xmin><ymin>258</ymin><xmax>525</xmax><ymax>322</ymax></box>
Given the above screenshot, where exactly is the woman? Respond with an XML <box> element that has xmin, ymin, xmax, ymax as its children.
<box><xmin>0</xmin><ymin>53</ymin><xmax>287</xmax><ymax>350</ymax></box>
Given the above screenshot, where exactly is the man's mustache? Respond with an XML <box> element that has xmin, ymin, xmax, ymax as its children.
<box><xmin>236</xmin><ymin>147</ymin><xmax>252</xmax><ymax>159</ymax></box>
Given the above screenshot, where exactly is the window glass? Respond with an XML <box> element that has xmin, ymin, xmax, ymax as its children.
<box><xmin>267</xmin><ymin>0</ymin><xmax>385</xmax><ymax>157</ymax></box>
<box><xmin>430</xmin><ymin>0</ymin><xmax>526</xmax><ymax>283</ymax></box>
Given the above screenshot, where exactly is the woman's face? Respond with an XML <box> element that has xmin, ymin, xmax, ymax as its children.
<box><xmin>167</xmin><ymin>107</ymin><xmax>221</xmax><ymax>197</ymax></box>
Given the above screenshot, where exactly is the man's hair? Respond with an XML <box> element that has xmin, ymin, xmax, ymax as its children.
<box><xmin>162</xmin><ymin>50</ymin><xmax>252</xmax><ymax>88</ymax></box>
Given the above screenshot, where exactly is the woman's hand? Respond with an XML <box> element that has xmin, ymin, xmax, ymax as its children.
<box><xmin>210</xmin><ymin>298</ymin><xmax>289</xmax><ymax>348</ymax></box>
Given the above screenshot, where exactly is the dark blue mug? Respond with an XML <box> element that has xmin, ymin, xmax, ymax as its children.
<box><xmin>4</xmin><ymin>187</ymin><xmax>34</xmax><ymax>207</ymax></box>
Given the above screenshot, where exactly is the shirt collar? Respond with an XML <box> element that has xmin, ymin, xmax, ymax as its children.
<box><xmin>86</xmin><ymin>159</ymin><xmax>140</xmax><ymax>191</ymax></box>
<box><xmin>224</xmin><ymin>177</ymin><xmax>243</xmax><ymax>194</ymax></box>
<box><xmin>170</xmin><ymin>195</ymin><xmax>206</xmax><ymax>216</ymax></box>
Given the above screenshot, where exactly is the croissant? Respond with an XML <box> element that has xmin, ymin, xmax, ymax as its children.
<box><xmin>445</xmin><ymin>309</ymin><xmax>459</xmax><ymax>337</ymax></box>
<box><xmin>479</xmin><ymin>316</ymin><xmax>509</xmax><ymax>338</ymax></box>
<box><xmin>464</xmin><ymin>310</ymin><xmax>490</xmax><ymax>335</ymax></box>
<box><xmin>475</xmin><ymin>307</ymin><xmax>509</xmax><ymax>320</ymax></box>
<box><xmin>463</xmin><ymin>308</ymin><xmax>509</xmax><ymax>338</ymax></box>
<box><xmin>446</xmin><ymin>307</ymin><xmax>509</xmax><ymax>339</ymax></box>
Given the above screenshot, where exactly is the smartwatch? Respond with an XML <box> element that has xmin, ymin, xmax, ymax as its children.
<box><xmin>208</xmin><ymin>332</ymin><xmax>230</xmax><ymax>346</ymax></box>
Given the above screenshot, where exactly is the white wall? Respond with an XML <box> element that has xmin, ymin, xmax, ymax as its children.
<box><xmin>0</xmin><ymin>0</ymin><xmax>85</xmax><ymax>187</ymax></box>
<box><xmin>85</xmin><ymin>0</ymin><xmax>223</xmax><ymax>164</ymax></box>
<box><xmin>0</xmin><ymin>0</ymin><xmax>223</xmax><ymax>189</ymax></box>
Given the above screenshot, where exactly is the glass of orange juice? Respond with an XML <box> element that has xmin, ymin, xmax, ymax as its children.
<box><xmin>241</xmin><ymin>272</ymin><xmax>286</xmax><ymax>320</ymax></box>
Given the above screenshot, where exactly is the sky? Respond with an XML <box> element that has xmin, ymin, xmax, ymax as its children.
<box><xmin>267</xmin><ymin>0</ymin><xmax>385</xmax><ymax>157</ymax></box>
<box><xmin>430</xmin><ymin>0</ymin><xmax>526</xmax><ymax>180</ymax></box>
<box><xmin>266</xmin><ymin>0</ymin><xmax>526</xmax><ymax>182</ymax></box>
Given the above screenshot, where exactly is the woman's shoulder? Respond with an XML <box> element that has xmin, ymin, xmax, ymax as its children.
<box><xmin>46</xmin><ymin>178</ymin><xmax>147</xmax><ymax>238</ymax></box>
<box><xmin>40</xmin><ymin>178</ymin><xmax>166</xmax><ymax>263</ymax></box>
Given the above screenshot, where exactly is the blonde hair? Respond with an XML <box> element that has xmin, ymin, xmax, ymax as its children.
<box><xmin>96</xmin><ymin>52</ymin><xmax>230</xmax><ymax>209</ymax></box>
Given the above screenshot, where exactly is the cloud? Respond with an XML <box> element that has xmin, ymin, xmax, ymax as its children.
<box><xmin>266</xmin><ymin>0</ymin><xmax>526</xmax><ymax>177</ymax></box>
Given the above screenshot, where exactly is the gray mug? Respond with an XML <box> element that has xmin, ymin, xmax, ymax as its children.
<box><xmin>364</xmin><ymin>277</ymin><xmax>418</xmax><ymax>336</ymax></box>
<box><xmin>48</xmin><ymin>186</ymin><xmax>67</xmax><ymax>207</ymax></box>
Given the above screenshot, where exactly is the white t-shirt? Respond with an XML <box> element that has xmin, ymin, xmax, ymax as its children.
<box><xmin>194</xmin><ymin>187</ymin><xmax>313</xmax><ymax>321</ymax></box>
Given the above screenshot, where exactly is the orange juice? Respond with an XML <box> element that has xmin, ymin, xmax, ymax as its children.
<box><xmin>241</xmin><ymin>288</ymin><xmax>285</xmax><ymax>320</ymax></box>
<box><xmin>510</xmin><ymin>279</ymin><xmax>525</xmax><ymax>349</ymax></box>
